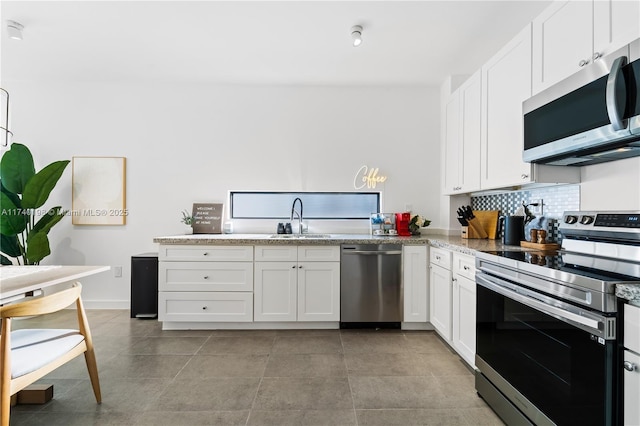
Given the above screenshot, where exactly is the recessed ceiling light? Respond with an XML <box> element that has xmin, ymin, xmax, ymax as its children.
<box><xmin>351</xmin><ymin>25</ymin><xmax>363</xmax><ymax>47</ymax></box>
<box><xmin>7</xmin><ymin>20</ymin><xmax>24</xmax><ymax>41</ymax></box>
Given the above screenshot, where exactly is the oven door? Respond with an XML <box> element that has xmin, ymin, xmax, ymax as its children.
<box><xmin>476</xmin><ymin>273</ymin><xmax>618</xmax><ymax>426</ymax></box>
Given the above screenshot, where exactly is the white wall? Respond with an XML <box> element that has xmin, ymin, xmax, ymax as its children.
<box><xmin>5</xmin><ymin>80</ymin><xmax>440</xmax><ymax>307</ymax></box>
<box><xmin>580</xmin><ymin>157</ymin><xmax>640</xmax><ymax>210</ymax></box>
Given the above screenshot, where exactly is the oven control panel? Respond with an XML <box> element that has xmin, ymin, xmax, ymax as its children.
<box><xmin>561</xmin><ymin>211</ymin><xmax>640</xmax><ymax>233</ymax></box>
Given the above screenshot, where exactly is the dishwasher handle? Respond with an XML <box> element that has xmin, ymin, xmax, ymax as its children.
<box><xmin>342</xmin><ymin>250</ymin><xmax>402</xmax><ymax>255</ymax></box>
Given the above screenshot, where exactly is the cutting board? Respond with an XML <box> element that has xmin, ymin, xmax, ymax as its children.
<box><xmin>472</xmin><ymin>210</ymin><xmax>500</xmax><ymax>239</ymax></box>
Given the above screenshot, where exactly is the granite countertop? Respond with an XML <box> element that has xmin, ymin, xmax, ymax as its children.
<box><xmin>153</xmin><ymin>233</ymin><xmax>430</xmax><ymax>245</ymax></box>
<box><xmin>615</xmin><ymin>284</ymin><xmax>640</xmax><ymax>304</ymax></box>
<box><xmin>153</xmin><ymin>233</ymin><xmax>526</xmax><ymax>254</ymax></box>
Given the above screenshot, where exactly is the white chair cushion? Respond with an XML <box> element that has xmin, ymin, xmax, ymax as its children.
<box><xmin>11</xmin><ymin>329</ymin><xmax>85</xmax><ymax>379</ymax></box>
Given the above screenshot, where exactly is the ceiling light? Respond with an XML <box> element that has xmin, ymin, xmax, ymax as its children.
<box><xmin>351</xmin><ymin>25</ymin><xmax>362</xmax><ymax>47</ymax></box>
<box><xmin>7</xmin><ymin>20</ymin><xmax>24</xmax><ymax>41</ymax></box>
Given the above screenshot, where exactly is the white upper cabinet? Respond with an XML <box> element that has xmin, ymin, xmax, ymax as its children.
<box><xmin>533</xmin><ymin>0</ymin><xmax>640</xmax><ymax>94</ymax></box>
<box><xmin>442</xmin><ymin>71</ymin><xmax>482</xmax><ymax>195</ymax></box>
<box><xmin>480</xmin><ymin>23</ymin><xmax>581</xmax><ymax>190</ymax></box>
<box><xmin>480</xmin><ymin>24</ymin><xmax>534</xmax><ymax>189</ymax></box>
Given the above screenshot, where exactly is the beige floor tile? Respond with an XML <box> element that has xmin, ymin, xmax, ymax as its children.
<box><xmin>248</xmin><ymin>409</ymin><xmax>357</xmax><ymax>425</ymax></box>
<box><xmin>271</xmin><ymin>334</ymin><xmax>343</xmax><ymax>354</ymax></box>
<box><xmin>264</xmin><ymin>353</ymin><xmax>347</xmax><ymax>377</ymax></box>
<box><xmin>345</xmin><ymin>352</ymin><xmax>431</xmax><ymax>376</ymax></box>
<box><xmin>341</xmin><ymin>333</ymin><xmax>411</xmax><ymax>353</ymax></box>
<box><xmin>350</xmin><ymin>376</ymin><xmax>444</xmax><ymax>409</ymax></box>
<box><xmin>124</xmin><ymin>336</ymin><xmax>208</xmax><ymax>355</ymax></box>
<box><xmin>149</xmin><ymin>377</ymin><xmax>260</xmax><ymax>411</ymax></box>
<box><xmin>178</xmin><ymin>354</ymin><xmax>269</xmax><ymax>378</ymax></box>
<box><xmin>198</xmin><ymin>336</ymin><xmax>275</xmax><ymax>354</ymax></box>
<box><xmin>356</xmin><ymin>408</ymin><xmax>469</xmax><ymax>425</ymax></box>
<box><xmin>98</xmin><ymin>354</ymin><xmax>191</xmax><ymax>379</ymax></box>
<box><xmin>135</xmin><ymin>410</ymin><xmax>250</xmax><ymax>425</ymax></box>
<box><xmin>253</xmin><ymin>377</ymin><xmax>353</xmax><ymax>410</ymax></box>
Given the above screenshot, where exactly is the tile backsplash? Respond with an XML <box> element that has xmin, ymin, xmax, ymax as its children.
<box><xmin>471</xmin><ymin>184</ymin><xmax>580</xmax><ymax>243</ymax></box>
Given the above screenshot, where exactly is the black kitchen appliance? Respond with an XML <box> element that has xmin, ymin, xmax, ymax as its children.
<box><xmin>475</xmin><ymin>211</ymin><xmax>640</xmax><ymax>425</ymax></box>
<box><xmin>523</xmin><ymin>38</ymin><xmax>640</xmax><ymax>166</ymax></box>
<box><xmin>501</xmin><ymin>215</ymin><xmax>525</xmax><ymax>246</ymax></box>
<box><xmin>130</xmin><ymin>253</ymin><xmax>158</xmax><ymax>319</ymax></box>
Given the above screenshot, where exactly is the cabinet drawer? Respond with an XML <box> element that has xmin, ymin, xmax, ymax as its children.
<box><xmin>254</xmin><ymin>245</ymin><xmax>298</xmax><ymax>262</ymax></box>
<box><xmin>159</xmin><ymin>291</ymin><xmax>253</xmax><ymax>322</ymax></box>
<box><xmin>453</xmin><ymin>252</ymin><xmax>476</xmax><ymax>281</ymax></box>
<box><xmin>298</xmin><ymin>246</ymin><xmax>340</xmax><ymax>262</ymax></box>
<box><xmin>159</xmin><ymin>245</ymin><xmax>253</xmax><ymax>262</ymax></box>
<box><xmin>430</xmin><ymin>247</ymin><xmax>452</xmax><ymax>270</ymax></box>
<box><xmin>159</xmin><ymin>262</ymin><xmax>253</xmax><ymax>291</ymax></box>
<box><xmin>625</xmin><ymin>304</ymin><xmax>640</xmax><ymax>353</ymax></box>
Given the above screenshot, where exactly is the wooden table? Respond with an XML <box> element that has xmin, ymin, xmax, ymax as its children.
<box><xmin>0</xmin><ymin>265</ymin><xmax>110</xmax><ymax>304</ymax></box>
<box><xmin>1</xmin><ymin>265</ymin><xmax>110</xmax><ymax>406</ymax></box>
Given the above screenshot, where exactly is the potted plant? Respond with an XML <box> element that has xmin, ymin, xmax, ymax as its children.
<box><xmin>181</xmin><ymin>209</ymin><xmax>193</xmax><ymax>234</ymax></box>
<box><xmin>0</xmin><ymin>143</ymin><xmax>70</xmax><ymax>265</ymax></box>
<box><xmin>409</xmin><ymin>214</ymin><xmax>431</xmax><ymax>236</ymax></box>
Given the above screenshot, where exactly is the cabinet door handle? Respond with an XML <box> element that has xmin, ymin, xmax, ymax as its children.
<box><xmin>579</xmin><ymin>59</ymin><xmax>590</xmax><ymax>67</ymax></box>
<box><xmin>624</xmin><ymin>361</ymin><xmax>637</xmax><ymax>372</ymax></box>
<box><xmin>203</xmin><ymin>276</ymin><xmax>209</xmax><ymax>279</ymax></box>
<box><xmin>203</xmin><ymin>252</ymin><xmax>209</xmax><ymax>256</ymax></box>
<box><xmin>463</xmin><ymin>266</ymin><xmax>470</xmax><ymax>271</ymax></box>
<box><xmin>298</xmin><ymin>265</ymin><xmax>303</xmax><ymax>269</ymax></box>
<box><xmin>202</xmin><ymin>306</ymin><xmax>208</xmax><ymax>310</ymax></box>
<box><xmin>521</xmin><ymin>174</ymin><xmax>529</xmax><ymax>179</ymax></box>
<box><xmin>435</xmin><ymin>256</ymin><xmax>441</xmax><ymax>260</ymax></box>
<box><xmin>593</xmin><ymin>52</ymin><xmax>602</xmax><ymax>61</ymax></box>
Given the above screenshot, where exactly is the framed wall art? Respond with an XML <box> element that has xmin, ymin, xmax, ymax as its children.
<box><xmin>72</xmin><ymin>156</ymin><xmax>127</xmax><ymax>225</ymax></box>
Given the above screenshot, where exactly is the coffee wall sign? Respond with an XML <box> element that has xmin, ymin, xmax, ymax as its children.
<box><xmin>353</xmin><ymin>165</ymin><xmax>387</xmax><ymax>189</ymax></box>
<box><xmin>191</xmin><ymin>203</ymin><xmax>223</xmax><ymax>234</ymax></box>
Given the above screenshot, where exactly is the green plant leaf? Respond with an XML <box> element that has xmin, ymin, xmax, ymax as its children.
<box><xmin>25</xmin><ymin>230</ymin><xmax>50</xmax><ymax>265</ymax></box>
<box><xmin>0</xmin><ymin>143</ymin><xmax>35</xmax><ymax>194</ymax></box>
<box><xmin>0</xmin><ymin>254</ymin><xmax>13</xmax><ymax>265</ymax></box>
<box><xmin>32</xmin><ymin>207</ymin><xmax>67</xmax><ymax>235</ymax></box>
<box><xmin>22</xmin><ymin>160</ymin><xmax>70</xmax><ymax>209</ymax></box>
<box><xmin>0</xmin><ymin>233</ymin><xmax>22</xmax><ymax>257</ymax></box>
<box><xmin>1</xmin><ymin>180</ymin><xmax>22</xmax><ymax>208</ymax></box>
<box><xmin>0</xmin><ymin>192</ymin><xmax>28</xmax><ymax>235</ymax></box>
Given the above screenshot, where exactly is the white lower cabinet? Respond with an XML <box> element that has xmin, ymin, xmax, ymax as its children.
<box><xmin>624</xmin><ymin>304</ymin><xmax>640</xmax><ymax>425</ymax></box>
<box><xmin>159</xmin><ymin>291</ymin><xmax>253</xmax><ymax>322</ymax></box>
<box><xmin>254</xmin><ymin>245</ymin><xmax>340</xmax><ymax>322</ymax></box>
<box><xmin>403</xmin><ymin>245</ymin><xmax>428</xmax><ymax>322</ymax></box>
<box><xmin>158</xmin><ymin>245</ymin><xmax>254</xmax><ymax>323</ymax></box>
<box><xmin>430</xmin><ymin>247</ymin><xmax>453</xmax><ymax>342</ymax></box>
<box><xmin>452</xmin><ymin>252</ymin><xmax>476</xmax><ymax>367</ymax></box>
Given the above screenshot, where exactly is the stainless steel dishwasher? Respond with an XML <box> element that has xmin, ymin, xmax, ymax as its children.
<box><xmin>340</xmin><ymin>244</ymin><xmax>403</xmax><ymax>328</ymax></box>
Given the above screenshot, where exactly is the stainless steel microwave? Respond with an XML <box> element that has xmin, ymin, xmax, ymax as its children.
<box><xmin>523</xmin><ymin>38</ymin><xmax>640</xmax><ymax>166</ymax></box>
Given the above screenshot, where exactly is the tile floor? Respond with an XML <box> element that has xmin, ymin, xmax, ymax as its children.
<box><xmin>9</xmin><ymin>310</ymin><xmax>504</xmax><ymax>425</ymax></box>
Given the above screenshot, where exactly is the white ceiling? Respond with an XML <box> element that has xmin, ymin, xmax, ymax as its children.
<box><xmin>1</xmin><ymin>1</ymin><xmax>552</xmax><ymax>86</ymax></box>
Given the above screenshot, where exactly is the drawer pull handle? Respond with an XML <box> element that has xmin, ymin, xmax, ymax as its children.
<box><xmin>298</xmin><ymin>265</ymin><xmax>303</xmax><ymax>269</ymax></box>
<box><xmin>204</xmin><ymin>276</ymin><xmax>209</xmax><ymax>279</ymax></box>
<box><xmin>291</xmin><ymin>265</ymin><xmax>296</xmax><ymax>269</ymax></box>
<box><xmin>202</xmin><ymin>306</ymin><xmax>208</xmax><ymax>310</ymax></box>
<box><xmin>463</xmin><ymin>266</ymin><xmax>470</xmax><ymax>271</ymax></box>
<box><xmin>435</xmin><ymin>256</ymin><xmax>441</xmax><ymax>260</ymax></box>
<box><xmin>624</xmin><ymin>361</ymin><xmax>637</xmax><ymax>372</ymax></box>
<box><xmin>203</xmin><ymin>252</ymin><xmax>209</xmax><ymax>256</ymax></box>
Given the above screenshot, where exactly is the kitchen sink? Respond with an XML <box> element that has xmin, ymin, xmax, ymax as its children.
<box><xmin>269</xmin><ymin>234</ymin><xmax>333</xmax><ymax>239</ymax></box>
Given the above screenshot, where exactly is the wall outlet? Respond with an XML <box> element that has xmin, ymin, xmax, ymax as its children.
<box><xmin>113</xmin><ymin>266</ymin><xmax>122</xmax><ymax>278</ymax></box>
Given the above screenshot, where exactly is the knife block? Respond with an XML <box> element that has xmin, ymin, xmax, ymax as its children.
<box><xmin>461</xmin><ymin>225</ymin><xmax>483</xmax><ymax>239</ymax></box>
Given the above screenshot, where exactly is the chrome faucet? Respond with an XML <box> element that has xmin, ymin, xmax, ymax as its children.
<box><xmin>290</xmin><ymin>197</ymin><xmax>304</xmax><ymax>234</ymax></box>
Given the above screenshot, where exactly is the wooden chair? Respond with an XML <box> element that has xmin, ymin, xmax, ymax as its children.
<box><xmin>0</xmin><ymin>283</ymin><xmax>101</xmax><ymax>426</ymax></box>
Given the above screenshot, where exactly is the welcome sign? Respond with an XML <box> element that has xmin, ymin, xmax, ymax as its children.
<box><xmin>191</xmin><ymin>203</ymin><xmax>223</xmax><ymax>234</ymax></box>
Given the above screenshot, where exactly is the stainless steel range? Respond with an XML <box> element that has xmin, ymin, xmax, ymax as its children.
<box><xmin>475</xmin><ymin>211</ymin><xmax>640</xmax><ymax>426</ymax></box>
